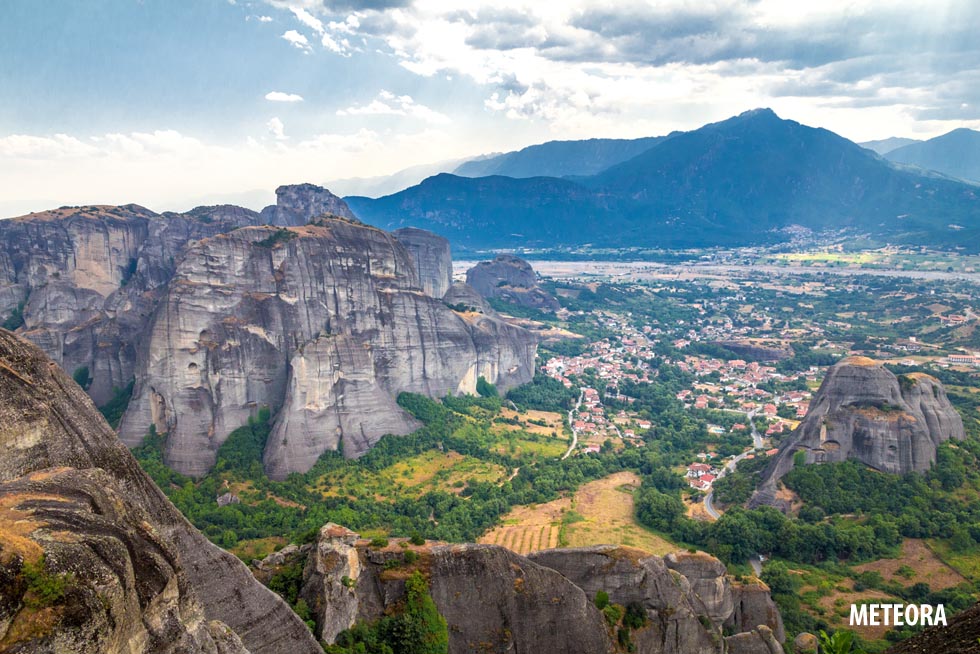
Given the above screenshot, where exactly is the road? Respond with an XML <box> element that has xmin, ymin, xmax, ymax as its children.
<box><xmin>703</xmin><ymin>411</ymin><xmax>763</xmax><ymax>519</ymax></box>
<box><xmin>561</xmin><ymin>390</ymin><xmax>584</xmax><ymax>460</ymax></box>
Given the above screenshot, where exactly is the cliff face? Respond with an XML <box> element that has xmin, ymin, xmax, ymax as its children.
<box><xmin>0</xmin><ymin>204</ymin><xmax>263</xmax><ymax>406</ymax></box>
<box><xmin>393</xmin><ymin>227</ymin><xmax>453</xmax><ymax>298</ymax></box>
<box><xmin>465</xmin><ymin>255</ymin><xmax>560</xmax><ymax>312</ymax></box>
<box><xmin>751</xmin><ymin>357</ymin><xmax>965</xmax><ymax>508</ymax></box>
<box><xmin>118</xmin><ymin>220</ymin><xmax>536</xmax><ymax>478</ymax></box>
<box><xmin>0</xmin><ymin>329</ymin><xmax>321</xmax><ymax>653</ymax></box>
<box><xmin>532</xmin><ymin>546</ymin><xmax>784</xmax><ymax>653</ymax></box>
<box><xmin>0</xmin><ymin>186</ymin><xmax>536</xmax><ymax>480</ymax></box>
<box><xmin>297</xmin><ymin>527</ymin><xmax>784</xmax><ymax>654</ymax></box>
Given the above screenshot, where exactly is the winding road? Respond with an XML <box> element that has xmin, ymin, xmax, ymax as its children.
<box><xmin>703</xmin><ymin>411</ymin><xmax>763</xmax><ymax>519</ymax></box>
<box><xmin>561</xmin><ymin>389</ymin><xmax>584</xmax><ymax>460</ymax></box>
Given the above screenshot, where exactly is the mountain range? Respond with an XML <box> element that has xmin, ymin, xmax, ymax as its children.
<box><xmin>346</xmin><ymin>109</ymin><xmax>980</xmax><ymax>251</ymax></box>
<box><xmin>884</xmin><ymin>128</ymin><xmax>980</xmax><ymax>183</ymax></box>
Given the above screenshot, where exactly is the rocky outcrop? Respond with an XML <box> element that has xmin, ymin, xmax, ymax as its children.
<box><xmin>0</xmin><ymin>204</ymin><xmax>262</xmax><ymax>406</ymax></box>
<box><xmin>884</xmin><ymin>601</ymin><xmax>980</xmax><ymax>654</ymax></box>
<box><xmin>393</xmin><ymin>227</ymin><xmax>452</xmax><ymax>298</ymax></box>
<box><xmin>118</xmin><ymin>219</ymin><xmax>536</xmax><ymax>478</ymax></box>
<box><xmin>259</xmin><ymin>183</ymin><xmax>357</xmax><ymax>226</ymax></box>
<box><xmin>300</xmin><ymin>529</ymin><xmax>614</xmax><ymax>654</ymax></box>
<box><xmin>297</xmin><ymin>533</ymin><xmax>785</xmax><ymax>654</ymax></box>
<box><xmin>465</xmin><ymin>255</ymin><xmax>560</xmax><ymax>312</ymax></box>
<box><xmin>751</xmin><ymin>357</ymin><xmax>965</xmax><ymax>508</ymax></box>
<box><xmin>532</xmin><ymin>546</ymin><xmax>784</xmax><ymax>653</ymax></box>
<box><xmin>0</xmin><ymin>187</ymin><xmax>537</xmax><ymax>480</ymax></box>
<box><xmin>443</xmin><ymin>281</ymin><xmax>494</xmax><ymax>314</ymax></box>
<box><xmin>0</xmin><ymin>328</ymin><xmax>320</xmax><ymax>653</ymax></box>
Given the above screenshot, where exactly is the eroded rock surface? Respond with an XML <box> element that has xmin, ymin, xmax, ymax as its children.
<box><xmin>393</xmin><ymin>227</ymin><xmax>452</xmax><ymax>298</ymax></box>
<box><xmin>298</xmin><ymin>530</ymin><xmax>785</xmax><ymax>654</ymax></box>
<box><xmin>465</xmin><ymin>255</ymin><xmax>560</xmax><ymax>312</ymax></box>
<box><xmin>118</xmin><ymin>220</ymin><xmax>536</xmax><ymax>478</ymax></box>
<box><xmin>259</xmin><ymin>183</ymin><xmax>357</xmax><ymax>226</ymax></box>
<box><xmin>0</xmin><ymin>329</ymin><xmax>320</xmax><ymax>653</ymax></box>
<box><xmin>751</xmin><ymin>356</ymin><xmax>965</xmax><ymax>508</ymax></box>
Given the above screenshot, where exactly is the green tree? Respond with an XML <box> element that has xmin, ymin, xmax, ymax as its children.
<box><xmin>476</xmin><ymin>376</ymin><xmax>498</xmax><ymax>398</ymax></box>
<box><xmin>818</xmin><ymin>629</ymin><xmax>865</xmax><ymax>654</ymax></box>
<box><xmin>395</xmin><ymin>572</ymin><xmax>449</xmax><ymax>654</ymax></box>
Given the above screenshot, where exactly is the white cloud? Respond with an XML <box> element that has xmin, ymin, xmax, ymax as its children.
<box><xmin>281</xmin><ymin>29</ymin><xmax>312</xmax><ymax>53</ymax></box>
<box><xmin>258</xmin><ymin>15</ymin><xmax>273</xmax><ymax>22</ymax></box>
<box><xmin>267</xmin><ymin>117</ymin><xmax>287</xmax><ymax>140</ymax></box>
<box><xmin>265</xmin><ymin>91</ymin><xmax>304</xmax><ymax>102</ymax></box>
<box><xmin>290</xmin><ymin>7</ymin><xmax>324</xmax><ymax>34</ymax></box>
<box><xmin>338</xmin><ymin>90</ymin><xmax>450</xmax><ymax>124</ymax></box>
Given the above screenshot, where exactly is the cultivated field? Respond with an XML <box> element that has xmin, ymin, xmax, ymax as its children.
<box><xmin>479</xmin><ymin>471</ymin><xmax>677</xmax><ymax>556</ymax></box>
<box><xmin>854</xmin><ymin>539</ymin><xmax>966</xmax><ymax>590</ymax></box>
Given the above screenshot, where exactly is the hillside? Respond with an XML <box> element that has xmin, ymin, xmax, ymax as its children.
<box><xmin>347</xmin><ymin>109</ymin><xmax>980</xmax><ymax>251</ymax></box>
<box><xmin>885</xmin><ymin>128</ymin><xmax>980</xmax><ymax>182</ymax></box>
<box><xmin>453</xmin><ymin>136</ymin><xmax>662</xmax><ymax>178</ymax></box>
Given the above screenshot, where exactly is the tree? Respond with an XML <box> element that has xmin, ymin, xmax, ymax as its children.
<box><xmin>395</xmin><ymin>572</ymin><xmax>449</xmax><ymax>654</ymax></box>
<box><xmin>818</xmin><ymin>629</ymin><xmax>865</xmax><ymax>654</ymax></box>
<box><xmin>476</xmin><ymin>376</ymin><xmax>498</xmax><ymax>398</ymax></box>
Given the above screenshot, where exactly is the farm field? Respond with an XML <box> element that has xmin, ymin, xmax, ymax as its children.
<box><xmin>479</xmin><ymin>471</ymin><xmax>678</xmax><ymax>556</ymax></box>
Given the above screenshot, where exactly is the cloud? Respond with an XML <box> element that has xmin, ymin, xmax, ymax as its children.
<box><xmin>281</xmin><ymin>29</ymin><xmax>313</xmax><ymax>53</ymax></box>
<box><xmin>265</xmin><ymin>91</ymin><xmax>304</xmax><ymax>102</ymax></box>
<box><xmin>267</xmin><ymin>117</ymin><xmax>287</xmax><ymax>140</ymax></box>
<box><xmin>258</xmin><ymin>15</ymin><xmax>273</xmax><ymax>22</ymax></box>
<box><xmin>290</xmin><ymin>7</ymin><xmax>325</xmax><ymax>34</ymax></box>
<box><xmin>337</xmin><ymin>90</ymin><xmax>450</xmax><ymax>124</ymax></box>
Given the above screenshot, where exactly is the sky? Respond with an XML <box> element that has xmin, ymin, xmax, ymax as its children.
<box><xmin>2</xmin><ymin>0</ymin><xmax>979</xmax><ymax>216</ymax></box>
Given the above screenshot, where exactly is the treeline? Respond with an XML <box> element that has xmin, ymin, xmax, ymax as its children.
<box><xmin>133</xmin><ymin>392</ymin><xmax>631</xmax><ymax>550</ymax></box>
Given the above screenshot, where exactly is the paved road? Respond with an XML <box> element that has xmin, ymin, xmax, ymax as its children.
<box><xmin>561</xmin><ymin>390</ymin><xmax>584</xmax><ymax>460</ymax></box>
<box><xmin>704</xmin><ymin>411</ymin><xmax>763</xmax><ymax>519</ymax></box>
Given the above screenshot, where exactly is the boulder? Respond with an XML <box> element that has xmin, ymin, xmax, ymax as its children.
<box><xmin>465</xmin><ymin>255</ymin><xmax>560</xmax><ymax>312</ymax></box>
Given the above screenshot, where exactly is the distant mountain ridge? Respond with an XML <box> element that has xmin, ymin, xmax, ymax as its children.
<box><xmin>885</xmin><ymin>128</ymin><xmax>980</xmax><ymax>182</ymax></box>
<box><xmin>347</xmin><ymin>109</ymin><xmax>980</xmax><ymax>251</ymax></box>
<box><xmin>453</xmin><ymin>136</ymin><xmax>663</xmax><ymax>179</ymax></box>
<box><xmin>859</xmin><ymin>137</ymin><xmax>921</xmax><ymax>155</ymax></box>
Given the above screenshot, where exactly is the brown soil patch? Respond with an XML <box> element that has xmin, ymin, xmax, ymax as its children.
<box><xmin>854</xmin><ymin>539</ymin><xmax>966</xmax><ymax>590</ymax></box>
<box><xmin>480</xmin><ymin>471</ymin><xmax>677</xmax><ymax>556</ymax></box>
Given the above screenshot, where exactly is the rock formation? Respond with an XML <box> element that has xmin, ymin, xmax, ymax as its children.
<box><xmin>117</xmin><ymin>219</ymin><xmax>536</xmax><ymax>478</ymax></box>
<box><xmin>532</xmin><ymin>546</ymin><xmax>784</xmax><ymax>652</ymax></box>
<box><xmin>0</xmin><ymin>328</ymin><xmax>320</xmax><ymax>653</ymax></box>
<box><xmin>443</xmin><ymin>281</ymin><xmax>494</xmax><ymax>314</ymax></box>
<box><xmin>393</xmin><ymin>227</ymin><xmax>453</xmax><ymax>298</ymax></box>
<box><xmin>465</xmin><ymin>255</ymin><xmax>560</xmax><ymax>312</ymax></box>
<box><xmin>297</xmin><ymin>526</ymin><xmax>785</xmax><ymax>654</ymax></box>
<box><xmin>751</xmin><ymin>356</ymin><xmax>965</xmax><ymax>508</ymax></box>
<box><xmin>260</xmin><ymin>183</ymin><xmax>357</xmax><ymax>226</ymax></box>
<box><xmin>883</xmin><ymin>601</ymin><xmax>980</xmax><ymax>654</ymax></box>
<box><xmin>0</xmin><ymin>186</ymin><xmax>536</xmax><ymax>480</ymax></box>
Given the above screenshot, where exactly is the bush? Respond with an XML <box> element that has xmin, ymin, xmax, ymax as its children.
<box><xmin>22</xmin><ymin>557</ymin><xmax>70</xmax><ymax>608</ymax></box>
<box><xmin>594</xmin><ymin>590</ymin><xmax>610</xmax><ymax>610</ymax></box>
<box><xmin>72</xmin><ymin>366</ymin><xmax>91</xmax><ymax>390</ymax></box>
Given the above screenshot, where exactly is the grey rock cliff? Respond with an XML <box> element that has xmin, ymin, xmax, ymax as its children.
<box><xmin>465</xmin><ymin>255</ymin><xmax>560</xmax><ymax>312</ymax></box>
<box><xmin>259</xmin><ymin>183</ymin><xmax>357</xmax><ymax>225</ymax></box>
<box><xmin>532</xmin><ymin>546</ymin><xmax>784</xmax><ymax>653</ymax></box>
<box><xmin>0</xmin><ymin>329</ymin><xmax>321</xmax><ymax>653</ymax></box>
<box><xmin>751</xmin><ymin>356</ymin><xmax>965</xmax><ymax>508</ymax></box>
<box><xmin>0</xmin><ymin>204</ymin><xmax>262</xmax><ymax>406</ymax></box>
<box><xmin>393</xmin><ymin>227</ymin><xmax>453</xmax><ymax>298</ymax></box>
<box><xmin>301</xmin><ymin>529</ymin><xmax>614</xmax><ymax>654</ymax></box>
<box><xmin>118</xmin><ymin>219</ymin><xmax>536</xmax><ymax>478</ymax></box>
<box><xmin>298</xmin><ymin>531</ymin><xmax>785</xmax><ymax>654</ymax></box>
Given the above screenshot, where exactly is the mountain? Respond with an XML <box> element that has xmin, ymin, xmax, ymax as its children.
<box><xmin>453</xmin><ymin>136</ymin><xmax>662</xmax><ymax>178</ymax></box>
<box><xmin>750</xmin><ymin>357</ymin><xmax>965</xmax><ymax>509</ymax></box>
<box><xmin>324</xmin><ymin>157</ymin><xmax>469</xmax><ymax>198</ymax></box>
<box><xmin>0</xmin><ymin>328</ymin><xmax>321</xmax><ymax>653</ymax></box>
<box><xmin>885</xmin><ymin>128</ymin><xmax>980</xmax><ymax>182</ymax></box>
<box><xmin>0</xmin><ymin>185</ymin><xmax>537</xmax><ymax>480</ymax></box>
<box><xmin>859</xmin><ymin>137</ymin><xmax>921</xmax><ymax>155</ymax></box>
<box><xmin>347</xmin><ymin>109</ymin><xmax>980</xmax><ymax>251</ymax></box>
